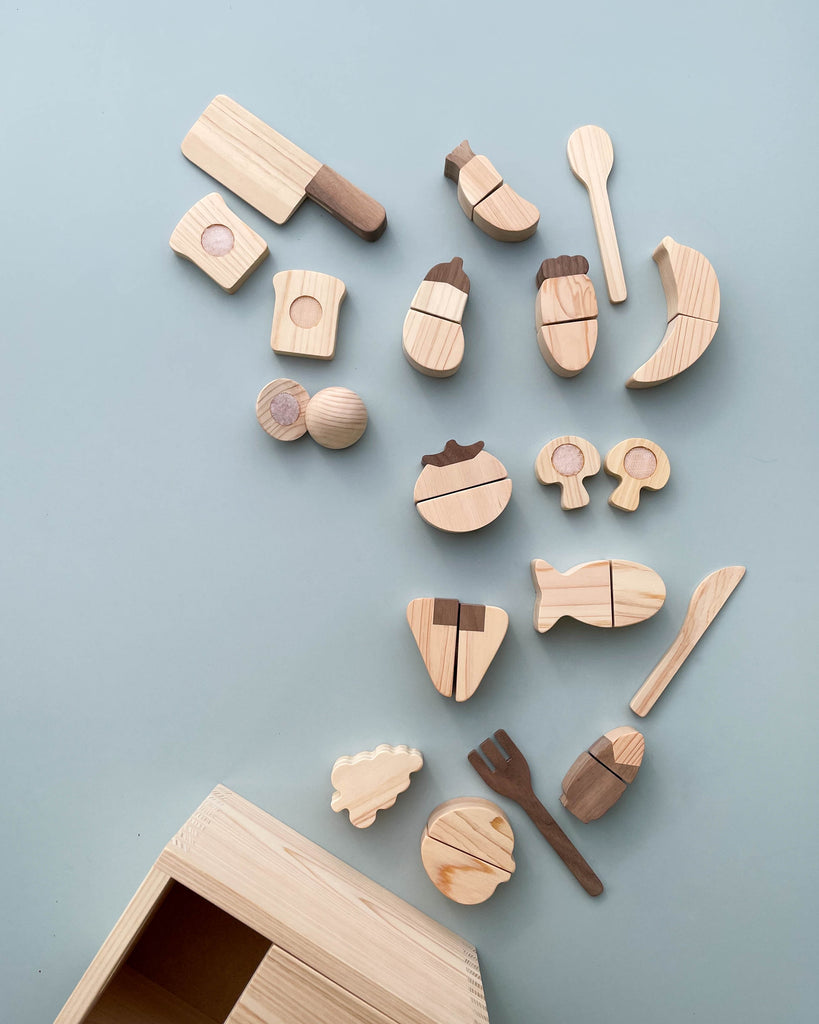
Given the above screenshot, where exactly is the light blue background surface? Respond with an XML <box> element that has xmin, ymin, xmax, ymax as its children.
<box><xmin>2</xmin><ymin>2</ymin><xmax>817</xmax><ymax>1022</ymax></box>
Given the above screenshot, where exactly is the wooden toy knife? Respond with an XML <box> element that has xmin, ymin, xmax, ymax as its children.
<box><xmin>182</xmin><ymin>95</ymin><xmax>387</xmax><ymax>241</ymax></box>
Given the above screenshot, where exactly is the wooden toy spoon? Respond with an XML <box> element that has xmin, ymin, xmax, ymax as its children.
<box><xmin>630</xmin><ymin>566</ymin><xmax>746</xmax><ymax>716</ymax></box>
<box><xmin>567</xmin><ymin>126</ymin><xmax>626</xmax><ymax>303</ymax></box>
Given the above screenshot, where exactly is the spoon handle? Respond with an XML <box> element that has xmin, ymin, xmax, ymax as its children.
<box><xmin>587</xmin><ymin>179</ymin><xmax>626</xmax><ymax>303</ymax></box>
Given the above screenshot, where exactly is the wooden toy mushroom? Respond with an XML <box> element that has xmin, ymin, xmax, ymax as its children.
<box><xmin>535</xmin><ymin>436</ymin><xmax>601</xmax><ymax>509</ymax></box>
<box><xmin>604</xmin><ymin>438</ymin><xmax>670</xmax><ymax>511</ymax></box>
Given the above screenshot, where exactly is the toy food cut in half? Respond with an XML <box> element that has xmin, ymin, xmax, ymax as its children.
<box><xmin>627</xmin><ymin>236</ymin><xmax>720</xmax><ymax>388</ymax></box>
<box><xmin>414</xmin><ymin>440</ymin><xmax>512</xmax><ymax>533</ymax></box>
<box><xmin>444</xmin><ymin>140</ymin><xmax>539</xmax><ymax>242</ymax></box>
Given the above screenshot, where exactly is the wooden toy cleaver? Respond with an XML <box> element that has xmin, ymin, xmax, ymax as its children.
<box><xmin>182</xmin><ymin>95</ymin><xmax>387</xmax><ymax>241</ymax></box>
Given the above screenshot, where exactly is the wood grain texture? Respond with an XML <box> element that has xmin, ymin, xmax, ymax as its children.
<box><xmin>407</xmin><ymin>598</ymin><xmax>458</xmax><ymax>697</ymax></box>
<box><xmin>567</xmin><ymin>126</ymin><xmax>626</xmax><ymax>303</ymax></box>
<box><xmin>560</xmin><ymin>752</ymin><xmax>627</xmax><ymax>823</ymax></box>
<box><xmin>407</xmin><ymin>599</ymin><xmax>507</xmax><ymax>701</ymax></box>
<box><xmin>255</xmin><ymin>378</ymin><xmax>310</xmax><ymax>442</ymax></box>
<box><xmin>169</xmin><ymin>192</ymin><xmax>269</xmax><ymax>293</ymax></box>
<box><xmin>416</xmin><ymin>479</ymin><xmax>512</xmax><ymax>533</ymax></box>
<box><xmin>420</xmin><ymin>837</ymin><xmax>512</xmax><ymax>906</ymax></box>
<box><xmin>303</xmin><ymin>164</ymin><xmax>387</xmax><ymax>242</ymax></box>
<box><xmin>653</xmin><ymin>235</ymin><xmax>720</xmax><ymax>322</ymax></box>
<box><xmin>627</xmin><ymin>312</ymin><xmax>719</xmax><ymax>388</ymax></box>
<box><xmin>270</xmin><ymin>270</ymin><xmax>346</xmax><ymax>360</ymax></box>
<box><xmin>533</xmin><ymin>258</ymin><xmax>598</xmax><ymax>375</ymax></box>
<box><xmin>304</xmin><ymin>387</ymin><xmax>367</xmax><ymax>449</ymax></box>
<box><xmin>56</xmin><ymin>788</ymin><xmax>491</xmax><ymax>1024</ymax></box>
<box><xmin>605</xmin><ymin>437</ymin><xmax>670</xmax><ymax>511</ymax></box>
<box><xmin>424</xmin><ymin>256</ymin><xmax>471</xmax><ymax>292</ymax></box>
<box><xmin>181</xmin><ymin>96</ymin><xmax>386</xmax><ymax>240</ymax></box>
<box><xmin>331</xmin><ymin>745</ymin><xmax>423</xmax><ymax>827</ymax></box>
<box><xmin>155</xmin><ymin>787</ymin><xmax>490</xmax><ymax>1024</ymax></box>
<box><xmin>534</xmin><ymin>436</ymin><xmax>601</xmax><ymax>509</ymax></box>
<box><xmin>414</xmin><ymin>446</ymin><xmax>511</xmax><ymax>532</ymax></box>
<box><xmin>626</xmin><ymin>237</ymin><xmax>719</xmax><ymax>387</ymax></box>
<box><xmin>472</xmin><ymin>184</ymin><xmax>540</xmax><ymax>242</ymax></box>
<box><xmin>535</xmin><ymin>270</ymin><xmax>598</xmax><ymax>326</ymax></box>
<box><xmin>532</xmin><ymin>559</ymin><xmax>665</xmax><ymax>631</ymax></box>
<box><xmin>610</xmin><ymin>560</ymin><xmax>667</xmax><ymax>627</ymax></box>
<box><xmin>402</xmin><ymin>308</ymin><xmax>465</xmax><ymax>378</ymax></box>
<box><xmin>589</xmin><ymin>726</ymin><xmax>645</xmax><ymax>783</ymax></box>
<box><xmin>468</xmin><ymin>730</ymin><xmax>603</xmax><ymax>896</ymax></box>
<box><xmin>455</xmin><ymin>604</ymin><xmax>508</xmax><ymax>702</ymax></box>
<box><xmin>444</xmin><ymin>140</ymin><xmax>539</xmax><ymax>241</ymax></box>
<box><xmin>630</xmin><ymin>566</ymin><xmax>745</xmax><ymax>716</ymax></box>
<box><xmin>225</xmin><ymin>945</ymin><xmax>398</xmax><ymax>1024</ymax></box>
<box><xmin>421</xmin><ymin>798</ymin><xmax>515</xmax><ymax>905</ymax></box>
<box><xmin>182</xmin><ymin>95</ymin><xmax>319</xmax><ymax>224</ymax></box>
<box><xmin>531</xmin><ymin>559</ymin><xmax>612</xmax><ymax>631</ymax></box>
<box><xmin>426</xmin><ymin>798</ymin><xmax>516</xmax><ymax>873</ymax></box>
<box><xmin>411</xmin><ymin>280</ymin><xmax>469</xmax><ymax>322</ymax></box>
<box><xmin>54</xmin><ymin>868</ymin><xmax>173</xmax><ymax>1024</ymax></box>
<box><xmin>536</xmin><ymin>322</ymin><xmax>598</xmax><ymax>377</ymax></box>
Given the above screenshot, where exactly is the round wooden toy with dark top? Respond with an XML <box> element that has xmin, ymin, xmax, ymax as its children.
<box><xmin>561</xmin><ymin>727</ymin><xmax>645</xmax><ymax>822</ymax></box>
<box><xmin>414</xmin><ymin>440</ymin><xmax>512</xmax><ymax>533</ymax></box>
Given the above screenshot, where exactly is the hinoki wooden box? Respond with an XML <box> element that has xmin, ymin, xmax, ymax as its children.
<box><xmin>54</xmin><ymin>786</ymin><xmax>490</xmax><ymax>1024</ymax></box>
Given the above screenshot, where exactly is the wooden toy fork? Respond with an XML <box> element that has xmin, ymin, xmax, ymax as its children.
<box><xmin>467</xmin><ymin>729</ymin><xmax>604</xmax><ymax>896</ymax></box>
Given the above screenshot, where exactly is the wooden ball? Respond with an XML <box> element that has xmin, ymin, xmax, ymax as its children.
<box><xmin>305</xmin><ymin>387</ymin><xmax>368</xmax><ymax>449</ymax></box>
<box><xmin>256</xmin><ymin>378</ymin><xmax>310</xmax><ymax>441</ymax></box>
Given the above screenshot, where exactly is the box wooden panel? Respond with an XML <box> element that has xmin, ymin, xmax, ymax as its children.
<box><xmin>54</xmin><ymin>786</ymin><xmax>490</xmax><ymax>1024</ymax></box>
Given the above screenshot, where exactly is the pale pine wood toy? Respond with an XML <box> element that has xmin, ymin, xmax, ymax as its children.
<box><xmin>331</xmin><ymin>744</ymin><xmax>423</xmax><ymax>828</ymax></box>
<box><xmin>630</xmin><ymin>566</ymin><xmax>745</xmax><ymax>716</ymax></box>
<box><xmin>414</xmin><ymin>440</ymin><xmax>512</xmax><ymax>533</ymax></box>
<box><xmin>421</xmin><ymin>798</ymin><xmax>515</xmax><ymax>905</ymax></box>
<box><xmin>169</xmin><ymin>192</ymin><xmax>269</xmax><ymax>292</ymax></box>
<box><xmin>406</xmin><ymin>598</ymin><xmax>508</xmax><ymax>702</ymax></box>
<box><xmin>604</xmin><ymin>438</ymin><xmax>670</xmax><ymax>511</ymax></box>
<box><xmin>567</xmin><ymin>126</ymin><xmax>626</xmax><ymax>303</ymax></box>
<box><xmin>182</xmin><ymin>95</ymin><xmax>387</xmax><ymax>241</ymax></box>
<box><xmin>256</xmin><ymin>382</ymin><xmax>367</xmax><ymax>448</ymax></box>
<box><xmin>534</xmin><ymin>436</ymin><xmax>601</xmax><ymax>510</ymax></box>
<box><xmin>444</xmin><ymin>140</ymin><xmax>539</xmax><ymax>242</ymax></box>
<box><xmin>305</xmin><ymin>387</ymin><xmax>368</xmax><ymax>449</ymax></box>
<box><xmin>531</xmin><ymin>558</ymin><xmax>666</xmax><ymax>632</ymax></box>
<box><xmin>402</xmin><ymin>258</ymin><xmax>470</xmax><ymax>377</ymax></box>
<box><xmin>561</xmin><ymin>727</ymin><xmax>645</xmax><ymax>823</ymax></box>
<box><xmin>468</xmin><ymin>730</ymin><xmax>603</xmax><ymax>896</ymax></box>
<box><xmin>534</xmin><ymin>256</ymin><xmax>598</xmax><ymax>376</ymax></box>
<box><xmin>270</xmin><ymin>270</ymin><xmax>346</xmax><ymax>360</ymax></box>
<box><xmin>256</xmin><ymin>378</ymin><xmax>310</xmax><ymax>441</ymax></box>
<box><xmin>627</xmin><ymin>237</ymin><xmax>720</xmax><ymax>388</ymax></box>
<box><xmin>54</xmin><ymin>786</ymin><xmax>491</xmax><ymax>1024</ymax></box>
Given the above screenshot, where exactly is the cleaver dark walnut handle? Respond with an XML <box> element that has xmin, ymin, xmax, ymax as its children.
<box><xmin>305</xmin><ymin>164</ymin><xmax>387</xmax><ymax>242</ymax></box>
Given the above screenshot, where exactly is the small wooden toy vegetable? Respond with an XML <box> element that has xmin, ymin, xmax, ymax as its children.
<box><xmin>414</xmin><ymin>440</ymin><xmax>511</xmax><ymax>533</ymax></box>
<box><xmin>561</xmin><ymin>727</ymin><xmax>645</xmax><ymax>822</ymax></box>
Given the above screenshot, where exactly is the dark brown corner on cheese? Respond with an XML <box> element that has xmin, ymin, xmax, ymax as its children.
<box><xmin>422</xmin><ymin>440</ymin><xmax>485</xmax><ymax>468</ymax></box>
